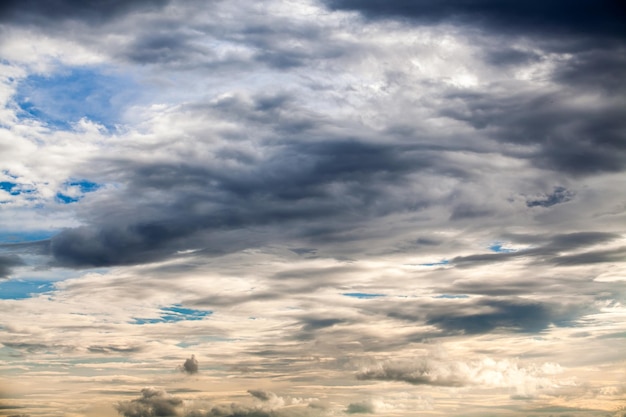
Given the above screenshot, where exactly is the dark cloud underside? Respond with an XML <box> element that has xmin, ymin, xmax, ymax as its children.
<box><xmin>0</xmin><ymin>0</ymin><xmax>170</xmax><ymax>24</ymax></box>
<box><xmin>323</xmin><ymin>0</ymin><xmax>626</xmax><ymax>39</ymax></box>
<box><xmin>0</xmin><ymin>255</ymin><xmax>23</xmax><ymax>279</ymax></box>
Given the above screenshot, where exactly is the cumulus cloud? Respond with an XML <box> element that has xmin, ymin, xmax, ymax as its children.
<box><xmin>116</xmin><ymin>388</ymin><xmax>183</xmax><ymax>417</ymax></box>
<box><xmin>357</xmin><ymin>355</ymin><xmax>562</xmax><ymax>397</ymax></box>
<box><xmin>115</xmin><ymin>388</ymin><xmax>325</xmax><ymax>417</ymax></box>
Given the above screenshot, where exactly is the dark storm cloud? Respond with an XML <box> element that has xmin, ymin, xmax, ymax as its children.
<box><xmin>0</xmin><ymin>255</ymin><xmax>23</xmax><ymax>279</ymax></box>
<box><xmin>50</xmin><ymin>224</ymin><xmax>190</xmax><ymax>267</ymax></box>
<box><xmin>0</xmin><ymin>0</ymin><xmax>169</xmax><ymax>24</ymax></box>
<box><xmin>440</xmin><ymin>88</ymin><xmax>626</xmax><ymax>175</ymax></box>
<box><xmin>323</xmin><ymin>0</ymin><xmax>626</xmax><ymax>40</ymax></box>
<box><xmin>551</xmin><ymin>48</ymin><xmax>626</xmax><ymax>93</ymax></box>
<box><xmin>316</xmin><ymin>2</ymin><xmax>626</xmax><ymax>178</ymax></box>
<box><xmin>116</xmin><ymin>388</ymin><xmax>183</xmax><ymax>417</ymax></box>
<box><xmin>49</xmin><ymin>129</ymin><xmax>446</xmax><ymax>268</ymax></box>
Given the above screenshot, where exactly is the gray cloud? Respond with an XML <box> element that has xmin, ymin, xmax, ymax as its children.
<box><xmin>115</xmin><ymin>387</ymin><xmax>323</xmax><ymax>417</ymax></box>
<box><xmin>424</xmin><ymin>298</ymin><xmax>587</xmax><ymax>335</ymax></box>
<box><xmin>452</xmin><ymin>232</ymin><xmax>622</xmax><ymax>268</ymax></box>
<box><xmin>188</xmin><ymin>406</ymin><xmax>272</xmax><ymax>417</ymax></box>
<box><xmin>550</xmin><ymin>246</ymin><xmax>626</xmax><ymax>266</ymax></box>
<box><xmin>247</xmin><ymin>390</ymin><xmax>276</xmax><ymax>402</ymax></box>
<box><xmin>116</xmin><ymin>388</ymin><xmax>183</xmax><ymax>417</ymax></box>
<box><xmin>87</xmin><ymin>345</ymin><xmax>142</xmax><ymax>354</ymax></box>
<box><xmin>357</xmin><ymin>360</ymin><xmax>465</xmax><ymax>387</ymax></box>
<box><xmin>0</xmin><ymin>0</ymin><xmax>170</xmax><ymax>24</ymax></box>
<box><xmin>384</xmin><ymin>296</ymin><xmax>593</xmax><ymax>336</ymax></box>
<box><xmin>294</xmin><ymin>317</ymin><xmax>348</xmax><ymax>341</ymax></box>
<box><xmin>322</xmin><ymin>0</ymin><xmax>626</xmax><ymax>40</ymax></box>
<box><xmin>440</xmin><ymin>89</ymin><xmax>626</xmax><ymax>175</ymax></box>
<box><xmin>2</xmin><ymin>1</ymin><xmax>626</xmax><ymax>414</ymax></box>
<box><xmin>182</xmin><ymin>355</ymin><xmax>199</xmax><ymax>374</ymax></box>
<box><xmin>48</xmin><ymin>133</ymin><xmax>446</xmax><ymax>268</ymax></box>
<box><xmin>0</xmin><ymin>254</ymin><xmax>23</xmax><ymax>279</ymax></box>
<box><xmin>345</xmin><ymin>401</ymin><xmax>375</xmax><ymax>414</ymax></box>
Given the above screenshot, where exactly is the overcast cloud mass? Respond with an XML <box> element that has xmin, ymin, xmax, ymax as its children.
<box><xmin>0</xmin><ymin>1</ymin><xmax>625</xmax><ymax>416</ymax></box>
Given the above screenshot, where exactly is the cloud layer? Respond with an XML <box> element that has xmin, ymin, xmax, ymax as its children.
<box><xmin>0</xmin><ymin>0</ymin><xmax>624</xmax><ymax>416</ymax></box>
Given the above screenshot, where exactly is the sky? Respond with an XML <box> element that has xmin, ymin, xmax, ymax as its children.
<box><xmin>0</xmin><ymin>0</ymin><xmax>625</xmax><ymax>416</ymax></box>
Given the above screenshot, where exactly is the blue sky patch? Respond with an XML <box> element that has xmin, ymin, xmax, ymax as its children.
<box><xmin>342</xmin><ymin>292</ymin><xmax>386</xmax><ymax>299</ymax></box>
<box><xmin>56</xmin><ymin>193</ymin><xmax>79</xmax><ymax>204</ymax></box>
<box><xmin>0</xmin><ymin>182</ymin><xmax>19</xmax><ymax>195</ymax></box>
<box><xmin>0</xmin><ymin>230</ymin><xmax>56</xmax><ymax>243</ymax></box>
<box><xmin>0</xmin><ymin>181</ymin><xmax>35</xmax><ymax>197</ymax></box>
<box><xmin>69</xmin><ymin>180</ymin><xmax>101</xmax><ymax>193</ymax></box>
<box><xmin>0</xmin><ymin>280</ymin><xmax>55</xmax><ymax>300</ymax></box>
<box><xmin>56</xmin><ymin>179</ymin><xmax>103</xmax><ymax>204</ymax></box>
<box><xmin>419</xmin><ymin>260</ymin><xmax>449</xmax><ymax>267</ymax></box>
<box><xmin>132</xmin><ymin>304</ymin><xmax>213</xmax><ymax>325</ymax></box>
<box><xmin>434</xmin><ymin>294</ymin><xmax>470</xmax><ymax>299</ymax></box>
<box><xmin>15</xmin><ymin>66</ymin><xmax>137</xmax><ymax>130</ymax></box>
<box><xmin>489</xmin><ymin>242</ymin><xmax>516</xmax><ymax>253</ymax></box>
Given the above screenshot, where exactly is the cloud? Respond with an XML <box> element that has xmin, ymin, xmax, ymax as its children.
<box><xmin>424</xmin><ymin>298</ymin><xmax>585</xmax><ymax>334</ymax></box>
<box><xmin>0</xmin><ymin>254</ymin><xmax>23</xmax><ymax>278</ymax></box>
<box><xmin>451</xmin><ymin>232</ymin><xmax>622</xmax><ymax>268</ymax></box>
<box><xmin>1</xmin><ymin>0</ymin><xmax>625</xmax><ymax>416</ymax></box>
<box><xmin>182</xmin><ymin>355</ymin><xmax>199</xmax><ymax>374</ymax></box>
<box><xmin>322</xmin><ymin>0</ymin><xmax>626</xmax><ymax>40</ymax></box>
<box><xmin>439</xmin><ymin>88</ymin><xmax>626</xmax><ymax>175</ymax></box>
<box><xmin>0</xmin><ymin>0</ymin><xmax>170</xmax><ymax>25</ymax></box>
<box><xmin>247</xmin><ymin>390</ymin><xmax>276</xmax><ymax>402</ymax></box>
<box><xmin>357</xmin><ymin>360</ymin><xmax>465</xmax><ymax>387</ymax></box>
<box><xmin>116</xmin><ymin>388</ymin><xmax>183</xmax><ymax>417</ymax></box>
<box><xmin>346</xmin><ymin>401</ymin><xmax>375</xmax><ymax>414</ymax></box>
<box><xmin>356</xmin><ymin>355</ymin><xmax>562</xmax><ymax>397</ymax></box>
<box><xmin>46</xmin><ymin>134</ymin><xmax>446</xmax><ymax>268</ymax></box>
<box><xmin>115</xmin><ymin>388</ymin><xmax>324</xmax><ymax>417</ymax></box>
<box><xmin>188</xmin><ymin>406</ymin><xmax>272</xmax><ymax>417</ymax></box>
